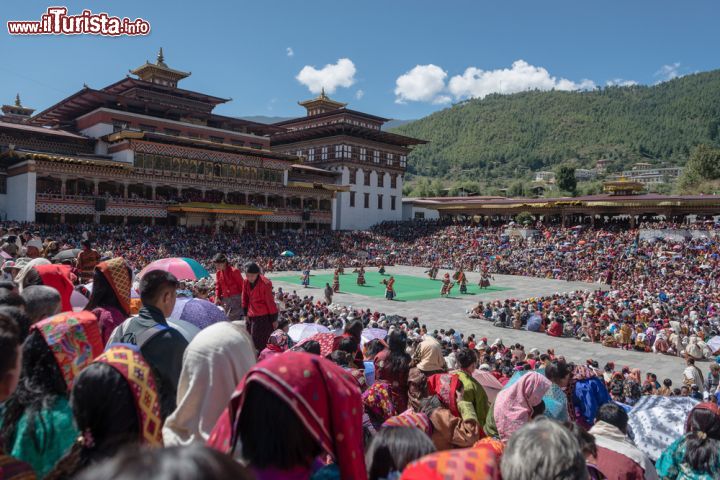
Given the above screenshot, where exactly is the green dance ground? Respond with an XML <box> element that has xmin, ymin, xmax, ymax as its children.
<box><xmin>273</xmin><ymin>270</ymin><xmax>513</xmax><ymax>302</ymax></box>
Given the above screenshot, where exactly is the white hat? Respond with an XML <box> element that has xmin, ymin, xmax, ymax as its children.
<box><xmin>26</xmin><ymin>239</ymin><xmax>43</xmax><ymax>250</ymax></box>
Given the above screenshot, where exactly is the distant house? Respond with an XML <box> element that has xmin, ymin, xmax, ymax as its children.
<box><xmin>535</xmin><ymin>171</ymin><xmax>556</xmax><ymax>183</ymax></box>
<box><xmin>595</xmin><ymin>158</ymin><xmax>611</xmax><ymax>172</ymax></box>
<box><xmin>607</xmin><ymin>166</ymin><xmax>683</xmax><ymax>185</ymax></box>
<box><xmin>574</xmin><ymin>168</ymin><xmax>597</xmax><ymax>181</ymax></box>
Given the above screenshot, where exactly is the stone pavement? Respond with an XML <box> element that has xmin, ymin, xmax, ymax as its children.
<box><xmin>268</xmin><ymin>266</ymin><xmax>693</xmax><ymax>384</ymax></box>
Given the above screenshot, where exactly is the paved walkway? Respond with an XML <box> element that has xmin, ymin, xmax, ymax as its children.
<box><xmin>268</xmin><ymin>266</ymin><xmax>692</xmax><ymax>383</ymax></box>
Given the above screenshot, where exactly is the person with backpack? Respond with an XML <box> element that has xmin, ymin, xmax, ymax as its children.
<box><xmin>107</xmin><ymin>270</ymin><xmax>188</xmax><ymax>419</ymax></box>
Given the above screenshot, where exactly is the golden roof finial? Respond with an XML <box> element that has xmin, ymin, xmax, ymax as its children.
<box><xmin>156</xmin><ymin>47</ymin><xmax>166</xmax><ymax>66</ymax></box>
<box><xmin>15</xmin><ymin>93</ymin><xmax>21</xmax><ymax>107</ymax></box>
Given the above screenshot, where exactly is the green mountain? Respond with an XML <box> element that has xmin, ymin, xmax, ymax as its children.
<box><xmin>392</xmin><ymin>70</ymin><xmax>720</xmax><ymax>187</ymax></box>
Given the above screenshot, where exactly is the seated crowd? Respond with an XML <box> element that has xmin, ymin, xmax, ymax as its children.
<box><xmin>0</xmin><ymin>226</ymin><xmax>719</xmax><ymax>479</ymax></box>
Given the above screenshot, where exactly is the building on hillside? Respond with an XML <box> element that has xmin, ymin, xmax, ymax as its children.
<box><xmin>574</xmin><ymin>168</ymin><xmax>597</xmax><ymax>181</ymax></box>
<box><xmin>0</xmin><ymin>49</ymin><xmax>351</xmax><ymax>231</ymax></box>
<box><xmin>595</xmin><ymin>158</ymin><xmax>611</xmax><ymax>172</ymax></box>
<box><xmin>269</xmin><ymin>89</ymin><xmax>427</xmax><ymax>230</ymax></box>
<box><xmin>607</xmin><ymin>167</ymin><xmax>683</xmax><ymax>185</ymax></box>
<box><xmin>534</xmin><ymin>171</ymin><xmax>556</xmax><ymax>183</ymax></box>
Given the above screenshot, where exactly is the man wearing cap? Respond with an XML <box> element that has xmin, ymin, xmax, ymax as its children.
<box><xmin>213</xmin><ymin>253</ymin><xmax>244</xmax><ymax>321</ymax></box>
<box><xmin>24</xmin><ymin>238</ymin><xmax>43</xmax><ymax>259</ymax></box>
<box><xmin>242</xmin><ymin>261</ymin><xmax>278</xmax><ymax>352</ymax></box>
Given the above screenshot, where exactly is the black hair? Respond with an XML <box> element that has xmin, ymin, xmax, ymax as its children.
<box><xmin>237</xmin><ymin>382</ymin><xmax>321</xmax><ymax>470</ymax></box>
<box><xmin>296</xmin><ymin>340</ymin><xmax>321</xmax><ymax>355</ymax></box>
<box><xmin>85</xmin><ymin>266</ymin><xmax>130</xmax><ymax>314</ymax></box>
<box><xmin>244</xmin><ymin>262</ymin><xmax>260</xmax><ymax>274</ymax></box>
<box><xmin>0</xmin><ymin>307</ymin><xmax>31</xmax><ymax>342</ymax></box>
<box><xmin>545</xmin><ymin>359</ymin><xmax>572</xmax><ymax>383</ymax></box>
<box><xmin>212</xmin><ymin>253</ymin><xmax>228</xmax><ymax>264</ymax></box>
<box><xmin>456</xmin><ymin>348</ymin><xmax>477</xmax><ymax>370</ymax></box>
<box><xmin>564</xmin><ymin>421</ymin><xmax>597</xmax><ymax>458</ymax></box>
<box><xmin>0</xmin><ymin>289</ymin><xmax>25</xmax><ymax>309</ymax></box>
<box><xmin>338</xmin><ymin>337</ymin><xmax>358</xmax><ymax>355</ymax></box>
<box><xmin>139</xmin><ymin>270</ymin><xmax>178</xmax><ymax>305</ymax></box>
<box><xmin>0</xmin><ymin>315</ymin><xmax>20</xmax><ymax>378</ymax></box>
<box><xmin>663</xmin><ymin>378</ymin><xmax>672</xmax><ymax>387</ymax></box>
<box><xmin>344</xmin><ymin>319</ymin><xmax>363</xmax><ymax>341</ymax></box>
<box><xmin>595</xmin><ymin>402</ymin><xmax>629</xmax><ymax>433</ymax></box>
<box><xmin>684</xmin><ymin>407</ymin><xmax>720</xmax><ymax>474</ymax></box>
<box><xmin>364</xmin><ymin>338</ymin><xmax>386</xmax><ymax>359</ymax></box>
<box><xmin>75</xmin><ymin>444</ymin><xmax>252</xmax><ymax>480</ymax></box>
<box><xmin>81</xmin><ymin>240</ymin><xmax>91</xmax><ymax>248</ymax></box>
<box><xmin>329</xmin><ymin>350</ymin><xmax>351</xmax><ymax>367</ymax></box>
<box><xmin>2</xmin><ymin>329</ymin><xmax>67</xmax><ymax>453</ymax></box>
<box><xmin>45</xmin><ymin>363</ymin><xmax>141</xmax><ymax>480</ymax></box>
<box><xmin>384</xmin><ymin>330</ymin><xmax>411</xmax><ymax>375</ymax></box>
<box><xmin>365</xmin><ymin>427</ymin><xmax>436</xmax><ymax>480</ymax></box>
<box><xmin>531</xmin><ymin>400</ymin><xmax>546</xmax><ymax>418</ymax></box>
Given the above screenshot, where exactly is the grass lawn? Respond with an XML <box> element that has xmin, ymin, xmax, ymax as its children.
<box><xmin>273</xmin><ymin>270</ymin><xmax>513</xmax><ymax>302</ymax></box>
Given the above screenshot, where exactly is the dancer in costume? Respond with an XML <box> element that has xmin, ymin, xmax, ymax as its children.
<box><xmin>456</xmin><ymin>268</ymin><xmax>468</xmax><ymax>294</ymax></box>
<box><xmin>301</xmin><ymin>267</ymin><xmax>310</xmax><ymax>287</ymax></box>
<box><xmin>354</xmin><ymin>266</ymin><xmax>366</xmax><ymax>285</ymax></box>
<box><xmin>440</xmin><ymin>273</ymin><xmax>454</xmax><ymax>297</ymax></box>
<box><xmin>332</xmin><ymin>268</ymin><xmax>341</xmax><ymax>292</ymax></box>
<box><xmin>382</xmin><ymin>276</ymin><xmax>396</xmax><ymax>300</ymax></box>
<box><xmin>479</xmin><ymin>269</ymin><xmax>493</xmax><ymax>289</ymax></box>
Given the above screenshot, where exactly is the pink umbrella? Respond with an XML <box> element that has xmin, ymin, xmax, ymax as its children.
<box><xmin>472</xmin><ymin>369</ymin><xmax>503</xmax><ymax>403</ymax></box>
<box><xmin>138</xmin><ymin>257</ymin><xmax>209</xmax><ymax>281</ymax></box>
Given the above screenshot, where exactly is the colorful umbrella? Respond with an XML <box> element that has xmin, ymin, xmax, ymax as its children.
<box><xmin>292</xmin><ymin>331</ymin><xmax>336</xmax><ymax>356</ymax></box>
<box><xmin>138</xmin><ymin>257</ymin><xmax>209</xmax><ymax>280</ymax></box>
<box><xmin>169</xmin><ymin>297</ymin><xmax>227</xmax><ymax>330</ymax></box>
<box><xmin>280</xmin><ymin>250</ymin><xmax>295</xmax><ymax>257</ymax></box>
<box><xmin>288</xmin><ymin>323</ymin><xmax>330</xmax><ymax>343</ymax></box>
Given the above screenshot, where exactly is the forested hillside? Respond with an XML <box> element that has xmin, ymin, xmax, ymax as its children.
<box><xmin>393</xmin><ymin>70</ymin><xmax>720</xmax><ymax>187</ymax></box>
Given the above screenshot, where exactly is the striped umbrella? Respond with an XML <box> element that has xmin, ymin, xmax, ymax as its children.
<box><xmin>138</xmin><ymin>257</ymin><xmax>209</xmax><ymax>281</ymax></box>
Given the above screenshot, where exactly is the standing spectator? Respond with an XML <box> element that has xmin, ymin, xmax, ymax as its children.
<box><xmin>84</xmin><ymin>258</ymin><xmax>132</xmax><ymax>344</ymax></box>
<box><xmin>76</xmin><ymin>240</ymin><xmax>100</xmax><ymax>283</ymax></box>
<box><xmin>324</xmin><ymin>282</ymin><xmax>333</xmax><ymax>305</ymax></box>
<box><xmin>107</xmin><ymin>270</ymin><xmax>187</xmax><ymax>419</ymax></box>
<box><xmin>241</xmin><ymin>262</ymin><xmax>278</xmax><ymax>352</ymax></box>
<box><xmin>682</xmin><ymin>358</ymin><xmax>704</xmax><ymax>390</ymax></box>
<box><xmin>212</xmin><ymin>254</ymin><xmax>244</xmax><ymax>321</ymax></box>
<box><xmin>455</xmin><ymin>348</ymin><xmax>490</xmax><ymax>431</ymax></box>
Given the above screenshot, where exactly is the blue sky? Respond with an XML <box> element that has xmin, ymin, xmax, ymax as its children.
<box><xmin>1</xmin><ymin>0</ymin><xmax>718</xmax><ymax>121</ymax></box>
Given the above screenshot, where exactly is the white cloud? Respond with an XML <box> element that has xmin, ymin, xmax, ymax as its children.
<box><xmin>394</xmin><ymin>64</ymin><xmax>448</xmax><ymax>104</ymax></box>
<box><xmin>296</xmin><ymin>58</ymin><xmax>356</xmax><ymax>94</ymax></box>
<box><xmin>286</xmin><ymin>47</ymin><xmax>294</xmax><ymax>57</ymax></box>
<box><xmin>606</xmin><ymin>78</ymin><xmax>638</xmax><ymax>87</ymax></box>
<box><xmin>448</xmin><ymin>60</ymin><xmax>596</xmax><ymax>100</ymax></box>
<box><xmin>355</xmin><ymin>89</ymin><xmax>364</xmax><ymax>100</ymax></box>
<box><xmin>655</xmin><ymin>62</ymin><xmax>681</xmax><ymax>82</ymax></box>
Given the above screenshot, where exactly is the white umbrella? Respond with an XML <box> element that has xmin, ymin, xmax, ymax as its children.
<box><xmin>706</xmin><ymin>335</ymin><xmax>720</xmax><ymax>354</ymax></box>
<box><xmin>288</xmin><ymin>323</ymin><xmax>330</xmax><ymax>343</ymax></box>
<box><xmin>361</xmin><ymin>327</ymin><xmax>388</xmax><ymax>346</ymax></box>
